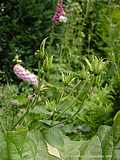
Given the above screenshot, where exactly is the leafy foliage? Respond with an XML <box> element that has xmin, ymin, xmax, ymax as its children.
<box><xmin>0</xmin><ymin>111</ymin><xmax>120</xmax><ymax>159</ymax></box>
<box><xmin>0</xmin><ymin>0</ymin><xmax>55</xmax><ymax>79</ymax></box>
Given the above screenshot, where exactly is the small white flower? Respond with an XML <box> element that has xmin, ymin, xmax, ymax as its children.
<box><xmin>1</xmin><ymin>8</ymin><xmax>4</xmax><ymax>12</ymax></box>
<box><xmin>59</xmin><ymin>16</ymin><xmax>67</xmax><ymax>23</ymax></box>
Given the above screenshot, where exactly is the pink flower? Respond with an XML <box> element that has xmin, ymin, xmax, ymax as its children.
<box><xmin>13</xmin><ymin>64</ymin><xmax>38</xmax><ymax>86</ymax></box>
<box><xmin>52</xmin><ymin>0</ymin><xmax>67</xmax><ymax>24</ymax></box>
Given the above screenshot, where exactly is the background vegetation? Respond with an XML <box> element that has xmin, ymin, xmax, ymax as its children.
<box><xmin>0</xmin><ymin>0</ymin><xmax>120</xmax><ymax>159</ymax></box>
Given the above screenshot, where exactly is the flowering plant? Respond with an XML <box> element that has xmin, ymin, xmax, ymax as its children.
<box><xmin>13</xmin><ymin>64</ymin><xmax>38</xmax><ymax>86</ymax></box>
<box><xmin>52</xmin><ymin>0</ymin><xmax>67</xmax><ymax>24</ymax></box>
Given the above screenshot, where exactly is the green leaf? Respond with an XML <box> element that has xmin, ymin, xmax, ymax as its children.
<box><xmin>0</xmin><ymin>132</ymin><xmax>8</xmax><ymax>160</ymax></box>
<box><xmin>45</xmin><ymin>127</ymin><xmax>64</xmax><ymax>149</ymax></box>
<box><xmin>16</xmin><ymin>95</ymin><xmax>28</xmax><ymax>105</ymax></box>
<box><xmin>30</xmin><ymin>106</ymin><xmax>51</xmax><ymax>115</ymax></box>
<box><xmin>39</xmin><ymin>120</ymin><xmax>59</xmax><ymax>127</ymax></box>
<box><xmin>112</xmin><ymin>111</ymin><xmax>120</xmax><ymax>160</ymax></box>
<box><xmin>61</xmin><ymin>137</ymin><xmax>83</xmax><ymax>160</ymax></box>
<box><xmin>0</xmin><ymin>129</ymin><xmax>51</xmax><ymax>160</ymax></box>
<box><xmin>7</xmin><ymin>128</ymin><xmax>27</xmax><ymax>160</ymax></box>
<box><xmin>114</xmin><ymin>111</ymin><xmax>120</xmax><ymax>122</ymax></box>
<box><xmin>0</xmin><ymin>111</ymin><xmax>120</xmax><ymax>160</ymax></box>
<box><xmin>97</xmin><ymin>125</ymin><xmax>113</xmax><ymax>160</ymax></box>
<box><xmin>80</xmin><ymin>136</ymin><xmax>102</xmax><ymax>160</ymax></box>
<box><xmin>113</xmin><ymin>111</ymin><xmax>120</xmax><ymax>144</ymax></box>
<box><xmin>22</xmin><ymin>130</ymin><xmax>48</xmax><ymax>160</ymax></box>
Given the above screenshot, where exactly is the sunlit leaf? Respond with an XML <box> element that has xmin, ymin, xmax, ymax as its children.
<box><xmin>47</xmin><ymin>143</ymin><xmax>61</xmax><ymax>158</ymax></box>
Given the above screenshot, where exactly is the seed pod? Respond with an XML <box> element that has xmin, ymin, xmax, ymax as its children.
<box><xmin>13</xmin><ymin>64</ymin><xmax>38</xmax><ymax>86</ymax></box>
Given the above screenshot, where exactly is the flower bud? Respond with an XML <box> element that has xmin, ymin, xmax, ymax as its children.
<box><xmin>59</xmin><ymin>15</ymin><xmax>67</xmax><ymax>23</ymax></box>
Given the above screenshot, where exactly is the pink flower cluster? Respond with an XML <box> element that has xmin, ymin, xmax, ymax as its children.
<box><xmin>13</xmin><ymin>64</ymin><xmax>38</xmax><ymax>86</ymax></box>
<box><xmin>52</xmin><ymin>0</ymin><xmax>67</xmax><ymax>24</ymax></box>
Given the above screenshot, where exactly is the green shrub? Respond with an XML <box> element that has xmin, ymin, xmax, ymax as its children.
<box><xmin>0</xmin><ymin>0</ymin><xmax>56</xmax><ymax>80</ymax></box>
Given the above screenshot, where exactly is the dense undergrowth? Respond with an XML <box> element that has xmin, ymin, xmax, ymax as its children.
<box><xmin>0</xmin><ymin>0</ymin><xmax>120</xmax><ymax>159</ymax></box>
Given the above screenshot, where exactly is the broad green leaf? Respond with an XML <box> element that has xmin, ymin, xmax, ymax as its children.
<box><xmin>112</xmin><ymin>140</ymin><xmax>120</xmax><ymax>160</ymax></box>
<box><xmin>0</xmin><ymin>132</ymin><xmax>8</xmax><ymax>160</ymax></box>
<box><xmin>0</xmin><ymin>111</ymin><xmax>120</xmax><ymax>160</ymax></box>
<box><xmin>45</xmin><ymin>127</ymin><xmax>64</xmax><ymax>149</ymax></box>
<box><xmin>97</xmin><ymin>125</ymin><xmax>113</xmax><ymax>160</ymax></box>
<box><xmin>113</xmin><ymin>111</ymin><xmax>120</xmax><ymax>145</ymax></box>
<box><xmin>0</xmin><ymin>129</ymin><xmax>50</xmax><ymax>160</ymax></box>
<box><xmin>22</xmin><ymin>130</ymin><xmax>48</xmax><ymax>160</ymax></box>
<box><xmin>7</xmin><ymin>128</ymin><xmax>27</xmax><ymax>160</ymax></box>
<box><xmin>112</xmin><ymin>111</ymin><xmax>120</xmax><ymax>160</ymax></box>
<box><xmin>80</xmin><ymin>136</ymin><xmax>102</xmax><ymax>160</ymax></box>
<box><xmin>61</xmin><ymin>137</ymin><xmax>84</xmax><ymax>160</ymax></box>
<box><xmin>61</xmin><ymin>123</ymin><xmax>74</xmax><ymax>134</ymax></box>
<box><xmin>16</xmin><ymin>95</ymin><xmax>28</xmax><ymax>105</ymax></box>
